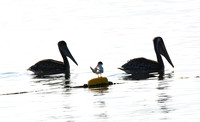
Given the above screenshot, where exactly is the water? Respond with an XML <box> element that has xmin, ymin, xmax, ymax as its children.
<box><xmin>1</xmin><ymin>0</ymin><xmax>200</xmax><ymax>121</ymax></box>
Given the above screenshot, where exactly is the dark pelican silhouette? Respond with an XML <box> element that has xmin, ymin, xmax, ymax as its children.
<box><xmin>28</xmin><ymin>41</ymin><xmax>78</xmax><ymax>75</ymax></box>
<box><xmin>119</xmin><ymin>37</ymin><xmax>174</xmax><ymax>74</ymax></box>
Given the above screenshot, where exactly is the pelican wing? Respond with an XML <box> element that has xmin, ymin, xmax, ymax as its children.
<box><xmin>28</xmin><ymin>59</ymin><xmax>65</xmax><ymax>75</ymax></box>
<box><xmin>120</xmin><ymin>58</ymin><xmax>162</xmax><ymax>74</ymax></box>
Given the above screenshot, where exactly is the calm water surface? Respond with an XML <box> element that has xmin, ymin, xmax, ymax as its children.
<box><xmin>1</xmin><ymin>0</ymin><xmax>200</xmax><ymax>121</ymax></box>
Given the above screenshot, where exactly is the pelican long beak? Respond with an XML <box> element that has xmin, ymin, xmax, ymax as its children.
<box><xmin>60</xmin><ymin>43</ymin><xmax>78</xmax><ymax>66</ymax></box>
<box><xmin>65</xmin><ymin>47</ymin><xmax>78</xmax><ymax>66</ymax></box>
<box><xmin>159</xmin><ymin>41</ymin><xmax>174</xmax><ymax>68</ymax></box>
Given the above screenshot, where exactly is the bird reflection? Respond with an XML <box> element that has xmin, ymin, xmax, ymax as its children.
<box><xmin>94</xmin><ymin>101</ymin><xmax>106</xmax><ymax>107</ymax></box>
<box><xmin>94</xmin><ymin>112</ymin><xmax>108</xmax><ymax>119</ymax></box>
<box><xmin>122</xmin><ymin>71</ymin><xmax>173</xmax><ymax>80</ymax></box>
<box><xmin>32</xmin><ymin>76</ymin><xmax>64</xmax><ymax>86</ymax></box>
<box><xmin>157</xmin><ymin>78</ymin><xmax>175</xmax><ymax>114</ymax></box>
<box><xmin>32</xmin><ymin>74</ymin><xmax>64</xmax><ymax>79</ymax></box>
<box><xmin>122</xmin><ymin>72</ymin><xmax>164</xmax><ymax>80</ymax></box>
<box><xmin>31</xmin><ymin>73</ymin><xmax>71</xmax><ymax>87</ymax></box>
<box><xmin>157</xmin><ymin>93</ymin><xmax>173</xmax><ymax>113</ymax></box>
<box><xmin>31</xmin><ymin>73</ymin><xmax>71</xmax><ymax>82</ymax></box>
<box><xmin>94</xmin><ymin>100</ymin><xmax>108</xmax><ymax>119</ymax></box>
<box><xmin>65</xmin><ymin>73</ymin><xmax>70</xmax><ymax>80</ymax></box>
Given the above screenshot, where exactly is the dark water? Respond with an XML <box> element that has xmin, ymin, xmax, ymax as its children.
<box><xmin>1</xmin><ymin>0</ymin><xmax>200</xmax><ymax>121</ymax></box>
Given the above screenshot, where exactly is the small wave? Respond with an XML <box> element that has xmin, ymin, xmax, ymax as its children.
<box><xmin>1</xmin><ymin>91</ymin><xmax>29</xmax><ymax>96</ymax></box>
<box><xmin>0</xmin><ymin>72</ymin><xmax>20</xmax><ymax>79</ymax></box>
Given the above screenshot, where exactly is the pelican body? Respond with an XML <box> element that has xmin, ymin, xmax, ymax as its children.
<box><xmin>119</xmin><ymin>37</ymin><xmax>174</xmax><ymax>74</ymax></box>
<box><xmin>28</xmin><ymin>41</ymin><xmax>78</xmax><ymax>75</ymax></box>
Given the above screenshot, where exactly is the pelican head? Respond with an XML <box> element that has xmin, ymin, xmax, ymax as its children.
<box><xmin>153</xmin><ymin>37</ymin><xmax>174</xmax><ymax>68</ymax></box>
<box><xmin>58</xmin><ymin>41</ymin><xmax>78</xmax><ymax>66</ymax></box>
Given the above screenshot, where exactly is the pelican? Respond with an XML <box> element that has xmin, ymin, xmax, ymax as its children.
<box><xmin>28</xmin><ymin>41</ymin><xmax>78</xmax><ymax>75</ymax></box>
<box><xmin>119</xmin><ymin>37</ymin><xmax>174</xmax><ymax>74</ymax></box>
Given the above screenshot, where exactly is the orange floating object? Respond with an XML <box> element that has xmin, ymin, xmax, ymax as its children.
<box><xmin>88</xmin><ymin>77</ymin><xmax>108</xmax><ymax>88</ymax></box>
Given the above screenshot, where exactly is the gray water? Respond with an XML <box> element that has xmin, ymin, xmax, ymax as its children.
<box><xmin>1</xmin><ymin>0</ymin><xmax>200</xmax><ymax>121</ymax></box>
